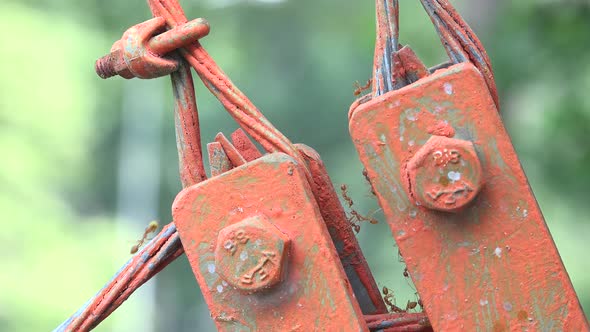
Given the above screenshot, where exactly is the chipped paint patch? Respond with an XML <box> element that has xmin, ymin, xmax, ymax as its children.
<box><xmin>443</xmin><ymin>82</ymin><xmax>453</xmax><ymax>95</ymax></box>
<box><xmin>239</xmin><ymin>250</ymin><xmax>249</xmax><ymax>261</ymax></box>
<box><xmin>494</xmin><ymin>247</ymin><xmax>502</xmax><ymax>258</ymax></box>
<box><xmin>448</xmin><ymin>171</ymin><xmax>461</xmax><ymax>182</ymax></box>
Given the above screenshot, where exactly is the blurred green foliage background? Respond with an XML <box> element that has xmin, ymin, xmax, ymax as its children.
<box><xmin>0</xmin><ymin>0</ymin><xmax>589</xmax><ymax>331</ymax></box>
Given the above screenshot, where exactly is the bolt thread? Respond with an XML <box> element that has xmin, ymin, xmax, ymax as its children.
<box><xmin>95</xmin><ymin>55</ymin><xmax>116</xmax><ymax>79</ymax></box>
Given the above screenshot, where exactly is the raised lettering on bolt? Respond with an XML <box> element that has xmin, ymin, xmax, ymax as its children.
<box><xmin>214</xmin><ymin>215</ymin><xmax>290</xmax><ymax>293</ymax></box>
<box><xmin>406</xmin><ymin>136</ymin><xmax>484</xmax><ymax>213</ymax></box>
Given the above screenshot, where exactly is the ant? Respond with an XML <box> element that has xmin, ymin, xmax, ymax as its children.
<box><xmin>362</xmin><ymin>169</ymin><xmax>376</xmax><ymax>196</ymax></box>
<box><xmin>397</xmin><ymin>249</ymin><xmax>404</xmax><ymax>263</ymax></box>
<box><xmin>382</xmin><ymin>286</ymin><xmax>403</xmax><ymax>313</ymax></box>
<box><xmin>408</xmin><ymin>291</ymin><xmax>424</xmax><ymax>312</ymax></box>
<box><xmin>401</xmin><ymin>267</ymin><xmax>424</xmax><ymax>311</ymax></box>
<box><xmin>340</xmin><ymin>184</ymin><xmax>379</xmax><ymax>233</ymax></box>
<box><xmin>341</xmin><ymin>184</ymin><xmax>354</xmax><ymax>208</ymax></box>
<box><xmin>130</xmin><ymin>220</ymin><xmax>159</xmax><ymax>254</ymax></box>
<box><xmin>353</xmin><ymin>79</ymin><xmax>372</xmax><ymax>96</ymax></box>
<box><xmin>383</xmin><ymin>286</ymin><xmax>423</xmax><ymax>313</ymax></box>
<box><xmin>406</xmin><ymin>300</ymin><xmax>418</xmax><ymax>311</ymax></box>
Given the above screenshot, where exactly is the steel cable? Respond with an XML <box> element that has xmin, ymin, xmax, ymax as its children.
<box><xmin>58</xmin><ymin>1</ymin><xmax>499</xmax><ymax>330</ymax></box>
<box><xmin>373</xmin><ymin>0</ymin><xmax>498</xmax><ymax>108</ymax></box>
<box><xmin>58</xmin><ymin>0</ymin><xmax>317</xmax><ymax>329</ymax></box>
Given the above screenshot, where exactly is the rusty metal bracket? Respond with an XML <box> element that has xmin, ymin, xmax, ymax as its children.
<box><xmin>350</xmin><ymin>2</ymin><xmax>588</xmax><ymax>329</ymax></box>
<box><xmin>57</xmin><ymin>1</ymin><xmax>590</xmax><ymax>331</ymax></box>
<box><xmin>350</xmin><ymin>62</ymin><xmax>589</xmax><ymax>330</ymax></box>
<box><xmin>173</xmin><ymin>153</ymin><xmax>368</xmax><ymax>331</ymax></box>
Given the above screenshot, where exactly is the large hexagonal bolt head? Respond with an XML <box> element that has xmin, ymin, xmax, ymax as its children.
<box><xmin>406</xmin><ymin>136</ymin><xmax>484</xmax><ymax>213</ymax></box>
<box><xmin>214</xmin><ymin>215</ymin><xmax>291</xmax><ymax>293</ymax></box>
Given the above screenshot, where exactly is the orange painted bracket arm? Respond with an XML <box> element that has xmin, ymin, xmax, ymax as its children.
<box><xmin>350</xmin><ymin>63</ymin><xmax>589</xmax><ymax>331</ymax></box>
<box><xmin>173</xmin><ymin>153</ymin><xmax>368</xmax><ymax>331</ymax></box>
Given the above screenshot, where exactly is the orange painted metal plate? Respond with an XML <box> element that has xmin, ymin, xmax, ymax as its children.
<box><xmin>173</xmin><ymin>153</ymin><xmax>367</xmax><ymax>331</ymax></box>
<box><xmin>350</xmin><ymin>63</ymin><xmax>588</xmax><ymax>331</ymax></box>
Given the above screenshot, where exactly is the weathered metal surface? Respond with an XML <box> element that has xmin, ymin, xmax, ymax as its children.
<box><xmin>208</xmin><ymin>142</ymin><xmax>232</xmax><ymax>177</ymax></box>
<box><xmin>296</xmin><ymin>144</ymin><xmax>388</xmax><ymax>314</ymax></box>
<box><xmin>148</xmin><ymin>18</ymin><xmax>210</xmax><ymax>55</ymax></box>
<box><xmin>350</xmin><ymin>62</ymin><xmax>589</xmax><ymax>331</ymax></box>
<box><xmin>172</xmin><ymin>60</ymin><xmax>207</xmax><ymax>187</ymax></box>
<box><xmin>231</xmin><ymin>129</ymin><xmax>263</xmax><ymax>162</ymax></box>
<box><xmin>418</xmin><ymin>0</ymin><xmax>498</xmax><ymax>109</ymax></box>
<box><xmin>59</xmin><ymin>29</ymin><xmax>208</xmax><ymax>330</ymax></box>
<box><xmin>396</xmin><ymin>46</ymin><xmax>429</xmax><ymax>85</ymax></box>
<box><xmin>95</xmin><ymin>17</ymin><xmax>210</xmax><ymax>79</ymax></box>
<box><xmin>365</xmin><ymin>313</ymin><xmax>431</xmax><ymax>331</ymax></box>
<box><xmin>202</xmin><ymin>136</ymin><xmax>387</xmax><ymax>314</ymax></box>
<box><xmin>373</xmin><ymin>0</ymin><xmax>404</xmax><ymax>95</ymax></box>
<box><xmin>173</xmin><ymin>153</ymin><xmax>368</xmax><ymax>331</ymax></box>
<box><xmin>215</xmin><ymin>132</ymin><xmax>247</xmax><ymax>167</ymax></box>
<box><xmin>56</xmin><ymin>223</ymin><xmax>184</xmax><ymax>331</ymax></box>
<box><xmin>203</xmin><ymin>135</ymin><xmax>386</xmax><ymax>314</ymax></box>
<box><xmin>214</xmin><ymin>215</ymin><xmax>291</xmax><ymax>293</ymax></box>
<box><xmin>407</xmin><ymin>136</ymin><xmax>483</xmax><ymax>213</ymax></box>
<box><xmin>147</xmin><ymin>0</ymin><xmax>313</xmax><ymax>180</ymax></box>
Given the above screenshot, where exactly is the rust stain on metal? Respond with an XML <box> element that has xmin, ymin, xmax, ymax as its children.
<box><xmin>350</xmin><ymin>62</ymin><xmax>589</xmax><ymax>331</ymax></box>
<box><xmin>173</xmin><ymin>153</ymin><xmax>368</xmax><ymax>331</ymax></box>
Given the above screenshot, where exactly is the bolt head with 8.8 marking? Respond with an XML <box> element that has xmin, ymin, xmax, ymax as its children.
<box><xmin>214</xmin><ymin>215</ymin><xmax>290</xmax><ymax>293</ymax></box>
<box><xmin>407</xmin><ymin>136</ymin><xmax>484</xmax><ymax>213</ymax></box>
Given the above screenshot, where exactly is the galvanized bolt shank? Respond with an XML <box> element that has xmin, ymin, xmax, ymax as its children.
<box><xmin>95</xmin><ymin>17</ymin><xmax>210</xmax><ymax>79</ymax></box>
<box><xmin>406</xmin><ymin>136</ymin><xmax>484</xmax><ymax>213</ymax></box>
<box><xmin>214</xmin><ymin>215</ymin><xmax>290</xmax><ymax>293</ymax></box>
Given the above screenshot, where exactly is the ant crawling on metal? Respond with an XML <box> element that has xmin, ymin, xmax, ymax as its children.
<box><xmin>400</xmin><ymin>267</ymin><xmax>424</xmax><ymax>312</ymax></box>
<box><xmin>382</xmin><ymin>285</ymin><xmax>422</xmax><ymax>313</ymax></box>
<box><xmin>405</xmin><ymin>300</ymin><xmax>418</xmax><ymax>311</ymax></box>
<box><xmin>353</xmin><ymin>79</ymin><xmax>372</xmax><ymax>96</ymax></box>
<box><xmin>408</xmin><ymin>291</ymin><xmax>424</xmax><ymax>312</ymax></box>
<box><xmin>362</xmin><ymin>169</ymin><xmax>377</xmax><ymax>196</ymax></box>
<box><xmin>382</xmin><ymin>286</ymin><xmax>404</xmax><ymax>313</ymax></box>
<box><xmin>130</xmin><ymin>220</ymin><xmax>159</xmax><ymax>254</ymax></box>
<box><xmin>340</xmin><ymin>184</ymin><xmax>379</xmax><ymax>233</ymax></box>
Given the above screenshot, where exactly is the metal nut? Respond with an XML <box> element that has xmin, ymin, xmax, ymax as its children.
<box><xmin>407</xmin><ymin>136</ymin><xmax>484</xmax><ymax>212</ymax></box>
<box><xmin>95</xmin><ymin>17</ymin><xmax>210</xmax><ymax>79</ymax></box>
<box><xmin>214</xmin><ymin>215</ymin><xmax>290</xmax><ymax>293</ymax></box>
